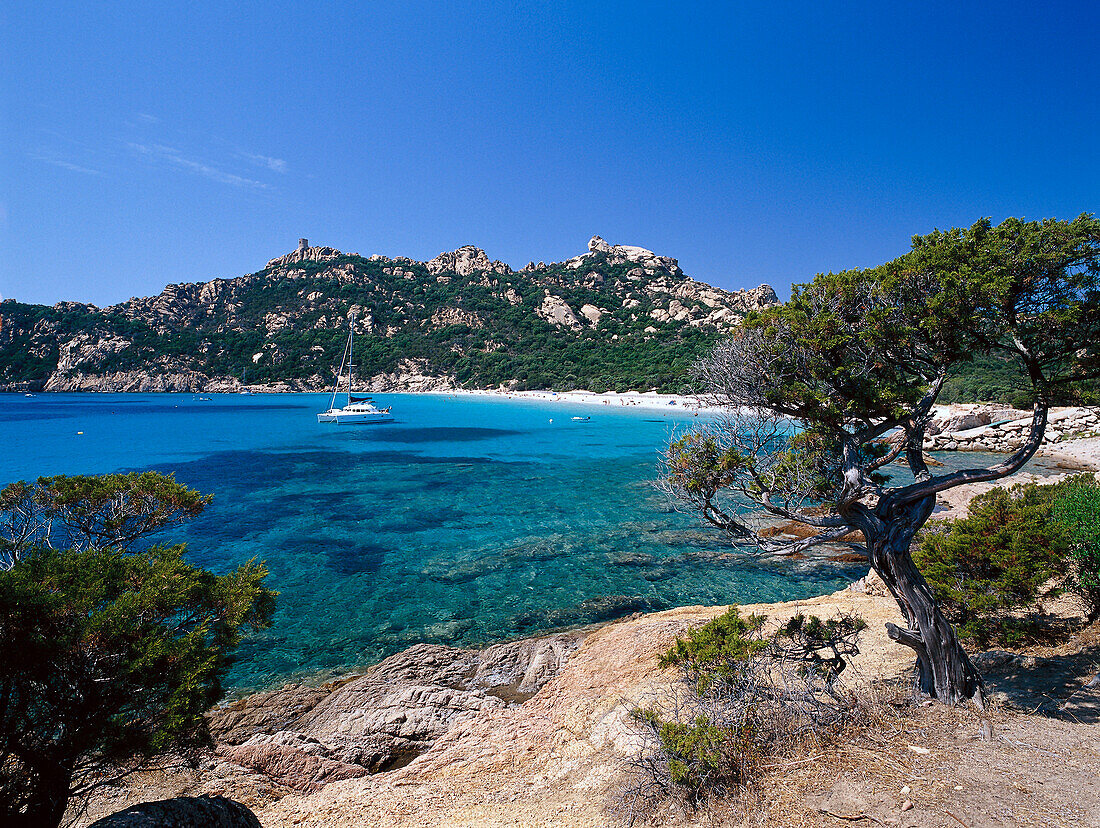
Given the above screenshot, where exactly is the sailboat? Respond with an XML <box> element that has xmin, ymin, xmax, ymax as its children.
<box><xmin>317</xmin><ymin>315</ymin><xmax>394</xmax><ymax>425</ymax></box>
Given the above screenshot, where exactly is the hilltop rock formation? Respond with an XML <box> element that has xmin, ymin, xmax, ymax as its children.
<box><xmin>0</xmin><ymin>236</ymin><xmax>780</xmax><ymax>393</ymax></box>
<box><xmin>426</xmin><ymin>245</ymin><xmax>510</xmax><ymax>278</ymax></box>
<box><xmin>581</xmin><ymin>234</ymin><xmax>680</xmax><ymax>271</ymax></box>
<box><xmin>266</xmin><ymin>238</ymin><xmax>351</xmax><ymax>269</ymax></box>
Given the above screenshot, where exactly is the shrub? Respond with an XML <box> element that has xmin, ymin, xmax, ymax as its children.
<box><xmin>0</xmin><ymin>472</ymin><xmax>276</xmax><ymax>828</ymax></box>
<box><xmin>0</xmin><ymin>545</ymin><xmax>275</xmax><ymax>828</ymax></box>
<box><xmin>1050</xmin><ymin>475</ymin><xmax>1100</xmax><ymax>621</ymax></box>
<box><xmin>913</xmin><ymin>483</ymin><xmax>1071</xmax><ymax>647</ymax></box>
<box><xmin>627</xmin><ymin>607</ymin><xmax>866</xmax><ymax>812</ymax></box>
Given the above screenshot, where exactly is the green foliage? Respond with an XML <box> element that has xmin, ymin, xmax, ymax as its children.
<box><xmin>0</xmin><ymin>544</ymin><xmax>275</xmax><ymax>827</ymax></box>
<box><xmin>0</xmin><ymin>471</ymin><xmax>274</xmax><ymax>827</ymax></box>
<box><xmin>635</xmin><ymin>711</ymin><xmax>752</xmax><ymax>800</ymax></box>
<box><xmin>665</xmin><ymin>434</ymin><xmax>750</xmax><ymax>499</ymax></box>
<box><xmin>635</xmin><ymin>607</ymin><xmax>865</xmax><ymax>801</ymax></box>
<box><xmin>1050</xmin><ymin>475</ymin><xmax>1100</xmax><ymax>621</ymax></box>
<box><xmin>913</xmin><ymin>475</ymin><xmax>1100</xmax><ymax>645</ymax></box>
<box><xmin>772</xmin><ymin>612</ymin><xmax>867</xmax><ymax>682</ymax></box>
<box><xmin>735</xmin><ymin>214</ymin><xmax>1100</xmax><ymax>425</ymax></box>
<box><xmin>914</xmin><ymin>483</ymin><xmax>1073</xmax><ymax>646</ymax></box>
<box><xmin>1</xmin><ymin>471</ymin><xmax>212</xmax><ymax>566</ymax></box>
<box><xmin>659</xmin><ymin>606</ymin><xmax>768</xmax><ymax>692</ymax></box>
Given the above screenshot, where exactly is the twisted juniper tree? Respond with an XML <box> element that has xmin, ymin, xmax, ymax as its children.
<box><xmin>662</xmin><ymin>215</ymin><xmax>1100</xmax><ymax>705</ymax></box>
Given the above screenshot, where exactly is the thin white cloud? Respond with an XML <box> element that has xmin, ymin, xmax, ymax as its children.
<box><xmin>128</xmin><ymin>143</ymin><xmax>268</xmax><ymax>189</ymax></box>
<box><xmin>239</xmin><ymin>151</ymin><xmax>287</xmax><ymax>173</ymax></box>
<box><xmin>135</xmin><ymin>113</ymin><xmax>161</xmax><ymax>124</ymax></box>
<box><xmin>28</xmin><ymin>150</ymin><xmax>103</xmax><ymax>176</ymax></box>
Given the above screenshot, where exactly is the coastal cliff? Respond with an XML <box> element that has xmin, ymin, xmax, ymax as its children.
<box><xmin>0</xmin><ymin>237</ymin><xmax>779</xmax><ymax>394</ymax></box>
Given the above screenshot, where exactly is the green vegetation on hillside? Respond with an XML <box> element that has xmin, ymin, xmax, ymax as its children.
<box><xmin>3</xmin><ymin>239</ymin><xmax>1097</xmax><ymax>400</ymax></box>
<box><xmin>0</xmin><ymin>252</ymin><xmax>729</xmax><ymax>392</ymax></box>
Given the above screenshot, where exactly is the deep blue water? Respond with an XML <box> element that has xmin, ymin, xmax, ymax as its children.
<box><xmin>0</xmin><ymin>392</ymin><xmax>1044</xmax><ymax>691</ymax></box>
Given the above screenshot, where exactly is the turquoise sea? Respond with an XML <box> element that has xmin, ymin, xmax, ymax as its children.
<box><xmin>0</xmin><ymin>392</ymin><xmax>1042</xmax><ymax>691</ymax></box>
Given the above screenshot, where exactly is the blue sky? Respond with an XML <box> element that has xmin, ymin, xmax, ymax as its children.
<box><xmin>1</xmin><ymin>1</ymin><xmax>1096</xmax><ymax>306</ymax></box>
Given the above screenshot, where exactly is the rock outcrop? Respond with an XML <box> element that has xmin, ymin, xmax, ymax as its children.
<box><xmin>88</xmin><ymin>795</ymin><xmax>261</xmax><ymax>828</ymax></box>
<box><xmin>426</xmin><ymin>246</ymin><xmax>510</xmax><ymax>278</ymax></box>
<box><xmin>75</xmin><ymin>575</ymin><xmax>1100</xmax><ymax>828</ymax></box>
<box><xmin>923</xmin><ymin>405</ymin><xmax>1100</xmax><ymax>453</ymax></box>
<box><xmin>266</xmin><ymin>239</ymin><xmax>350</xmax><ymax>269</ymax></box>
<box><xmin>536</xmin><ymin>293</ymin><xmax>583</xmax><ymax>330</ymax></box>
<box><xmin>207</xmin><ymin>632</ymin><xmax>582</xmax><ymax>791</ymax></box>
<box><xmin>581</xmin><ymin>235</ymin><xmax>680</xmax><ymax>272</ymax></box>
<box><xmin>363</xmin><ymin>358</ymin><xmax>454</xmax><ymax>392</ymax></box>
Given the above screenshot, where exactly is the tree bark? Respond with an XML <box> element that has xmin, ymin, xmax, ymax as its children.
<box><xmin>864</xmin><ymin>498</ymin><xmax>985</xmax><ymax>707</ymax></box>
<box><xmin>2</xmin><ymin>757</ymin><xmax>75</xmax><ymax>828</ymax></box>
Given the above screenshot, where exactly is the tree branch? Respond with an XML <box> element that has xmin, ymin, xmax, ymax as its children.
<box><xmin>885</xmin><ymin>400</ymin><xmax>1048</xmax><ymax>507</ymax></box>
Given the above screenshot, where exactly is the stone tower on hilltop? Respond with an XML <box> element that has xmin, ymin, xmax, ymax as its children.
<box><xmin>266</xmin><ymin>239</ymin><xmax>348</xmax><ymax>269</ymax></box>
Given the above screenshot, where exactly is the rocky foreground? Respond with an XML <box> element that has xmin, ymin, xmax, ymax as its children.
<box><xmin>76</xmin><ymin>574</ymin><xmax>1100</xmax><ymax>828</ymax></box>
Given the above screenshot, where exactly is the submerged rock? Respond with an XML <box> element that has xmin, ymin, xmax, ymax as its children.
<box><xmin>510</xmin><ymin>595</ymin><xmax>666</xmax><ymax>633</ymax></box>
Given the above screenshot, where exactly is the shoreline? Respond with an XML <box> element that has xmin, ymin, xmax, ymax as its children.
<box><xmin>14</xmin><ymin>383</ymin><xmax>1100</xmax><ymax>459</ymax></box>
<box><xmin>78</xmin><ymin>573</ymin><xmax>1100</xmax><ymax>828</ymax></box>
<box><xmin>420</xmin><ymin>386</ymin><xmax>713</xmax><ymax>412</ymax></box>
<box><xmin>66</xmin><ymin>401</ymin><xmax>1100</xmax><ymax>826</ymax></box>
<box><xmin>221</xmin><ymin>430</ymin><xmax>1100</xmax><ymax>699</ymax></box>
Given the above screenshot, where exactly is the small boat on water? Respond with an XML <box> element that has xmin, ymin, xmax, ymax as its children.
<box><xmin>571</xmin><ymin>416</ymin><xmax>591</xmax><ymax>422</ymax></box>
<box><xmin>318</xmin><ymin>395</ymin><xmax>393</xmax><ymax>424</ymax></box>
<box><xmin>318</xmin><ymin>315</ymin><xmax>394</xmax><ymax>425</ymax></box>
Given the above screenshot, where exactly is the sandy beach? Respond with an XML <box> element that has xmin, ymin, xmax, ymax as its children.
<box><xmin>423</xmin><ymin>387</ymin><xmax>710</xmax><ymax>412</ymax></box>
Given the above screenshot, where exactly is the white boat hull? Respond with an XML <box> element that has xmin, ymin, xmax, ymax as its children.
<box><xmin>332</xmin><ymin>411</ymin><xmax>393</xmax><ymax>422</ymax></box>
<box><xmin>332</xmin><ymin>410</ymin><xmax>394</xmax><ymax>424</ymax></box>
<box><xmin>318</xmin><ymin>406</ymin><xmax>393</xmax><ymax>424</ymax></box>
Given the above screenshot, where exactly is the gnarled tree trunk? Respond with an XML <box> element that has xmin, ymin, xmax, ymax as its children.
<box><xmin>864</xmin><ymin>496</ymin><xmax>985</xmax><ymax>707</ymax></box>
<box><xmin>3</xmin><ymin>757</ymin><xmax>74</xmax><ymax>828</ymax></box>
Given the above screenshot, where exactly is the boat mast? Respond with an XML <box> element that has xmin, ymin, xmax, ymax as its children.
<box><xmin>347</xmin><ymin>311</ymin><xmax>356</xmax><ymax>406</ymax></box>
<box><xmin>329</xmin><ymin>321</ymin><xmax>352</xmax><ymax>412</ymax></box>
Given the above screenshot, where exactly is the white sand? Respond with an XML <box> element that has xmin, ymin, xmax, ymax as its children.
<box><xmin>423</xmin><ymin>387</ymin><xmax>710</xmax><ymax>412</ymax></box>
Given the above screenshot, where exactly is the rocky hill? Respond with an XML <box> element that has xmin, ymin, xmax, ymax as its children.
<box><xmin>0</xmin><ymin>236</ymin><xmax>778</xmax><ymax>393</ymax></box>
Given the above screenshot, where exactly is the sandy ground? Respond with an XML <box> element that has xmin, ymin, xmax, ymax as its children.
<box><xmin>425</xmin><ymin>387</ymin><xmax>710</xmax><ymax>412</ymax></box>
<box><xmin>1040</xmin><ymin>435</ymin><xmax>1100</xmax><ymax>471</ymax></box>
